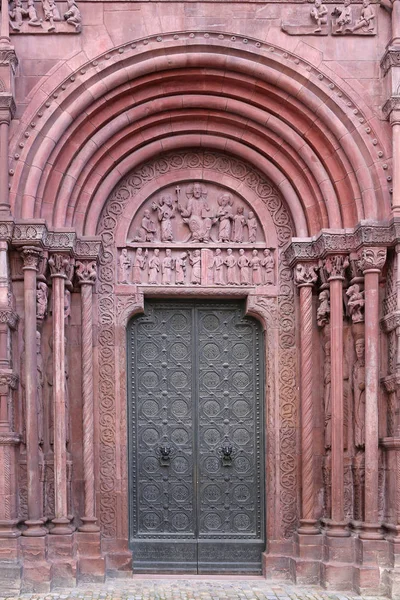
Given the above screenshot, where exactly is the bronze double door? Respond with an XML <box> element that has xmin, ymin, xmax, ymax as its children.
<box><xmin>128</xmin><ymin>301</ymin><xmax>265</xmax><ymax>573</ymax></box>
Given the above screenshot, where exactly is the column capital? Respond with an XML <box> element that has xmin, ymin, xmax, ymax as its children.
<box><xmin>76</xmin><ymin>260</ymin><xmax>97</xmax><ymax>286</ymax></box>
<box><xmin>20</xmin><ymin>246</ymin><xmax>42</xmax><ymax>271</ymax></box>
<box><xmin>383</xmin><ymin>97</ymin><xmax>400</xmax><ymax>122</ymax></box>
<box><xmin>322</xmin><ymin>254</ymin><xmax>349</xmax><ymax>281</ymax></box>
<box><xmin>294</xmin><ymin>262</ymin><xmax>318</xmax><ymax>288</ymax></box>
<box><xmin>0</xmin><ymin>307</ymin><xmax>18</xmax><ymax>329</ymax></box>
<box><xmin>48</xmin><ymin>252</ymin><xmax>73</xmax><ymax>279</ymax></box>
<box><xmin>358</xmin><ymin>247</ymin><xmax>387</xmax><ymax>273</ymax></box>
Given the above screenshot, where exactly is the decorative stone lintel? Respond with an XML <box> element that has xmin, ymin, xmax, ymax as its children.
<box><xmin>381</xmin><ymin>47</ymin><xmax>400</xmax><ymax>77</ymax></box>
<box><xmin>12</xmin><ymin>223</ymin><xmax>76</xmax><ymax>253</ymax></box>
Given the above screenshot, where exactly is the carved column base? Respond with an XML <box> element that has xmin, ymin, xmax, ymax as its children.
<box><xmin>76</xmin><ymin>531</ymin><xmax>105</xmax><ymax>583</ymax></box>
<box><xmin>50</xmin><ymin>517</ymin><xmax>74</xmax><ymax>535</ymax></box>
<box><xmin>0</xmin><ymin>518</ymin><xmax>20</xmax><ymax>538</ymax></box>
<box><xmin>324</xmin><ymin>519</ymin><xmax>350</xmax><ymax>537</ymax></box>
<box><xmin>78</xmin><ymin>516</ymin><xmax>100</xmax><ymax>533</ymax></box>
<box><xmin>22</xmin><ymin>519</ymin><xmax>47</xmax><ymax>537</ymax></box>
<box><xmin>359</xmin><ymin>522</ymin><xmax>384</xmax><ymax>540</ymax></box>
<box><xmin>298</xmin><ymin>519</ymin><xmax>320</xmax><ymax>535</ymax></box>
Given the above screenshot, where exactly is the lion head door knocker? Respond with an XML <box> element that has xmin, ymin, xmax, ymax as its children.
<box><xmin>157</xmin><ymin>445</ymin><xmax>173</xmax><ymax>466</ymax></box>
<box><xmin>219</xmin><ymin>440</ymin><xmax>235</xmax><ymax>466</ymax></box>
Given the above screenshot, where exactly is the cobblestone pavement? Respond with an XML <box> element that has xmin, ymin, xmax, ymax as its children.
<box><xmin>0</xmin><ymin>579</ymin><xmax>387</xmax><ymax>600</ymax></box>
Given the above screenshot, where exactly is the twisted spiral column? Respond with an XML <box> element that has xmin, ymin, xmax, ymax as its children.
<box><xmin>76</xmin><ymin>260</ymin><xmax>99</xmax><ymax>532</ymax></box>
<box><xmin>295</xmin><ymin>263</ymin><xmax>318</xmax><ymax>535</ymax></box>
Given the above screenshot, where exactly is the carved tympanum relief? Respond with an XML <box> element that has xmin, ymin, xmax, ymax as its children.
<box><xmin>9</xmin><ymin>0</ymin><xmax>81</xmax><ymax>32</ymax></box>
<box><xmin>120</xmin><ymin>182</ymin><xmax>276</xmax><ymax>287</ymax></box>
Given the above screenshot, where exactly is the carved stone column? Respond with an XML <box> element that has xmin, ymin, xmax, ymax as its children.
<box><xmin>391</xmin><ymin>108</ymin><xmax>400</xmax><ymax>218</ymax></box>
<box><xmin>359</xmin><ymin>247</ymin><xmax>386</xmax><ymax>539</ymax></box>
<box><xmin>48</xmin><ymin>252</ymin><xmax>73</xmax><ymax>535</ymax></box>
<box><xmin>21</xmin><ymin>247</ymin><xmax>46</xmax><ymax>536</ymax></box>
<box><xmin>295</xmin><ymin>262</ymin><xmax>319</xmax><ymax>534</ymax></box>
<box><xmin>324</xmin><ymin>254</ymin><xmax>349</xmax><ymax>536</ymax></box>
<box><xmin>76</xmin><ymin>259</ymin><xmax>99</xmax><ymax>532</ymax></box>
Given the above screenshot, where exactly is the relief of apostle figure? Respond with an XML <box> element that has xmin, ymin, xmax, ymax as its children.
<box><xmin>152</xmin><ymin>194</ymin><xmax>176</xmax><ymax>242</ymax></box>
<box><xmin>224</xmin><ymin>248</ymin><xmax>237</xmax><ymax>285</ymax></box>
<box><xmin>132</xmin><ymin>248</ymin><xmax>148</xmax><ymax>284</ymax></box>
<box><xmin>133</xmin><ymin>209</ymin><xmax>156</xmax><ymax>242</ymax></box>
<box><xmin>209</xmin><ymin>248</ymin><xmax>225</xmax><ymax>285</ymax></box>
<box><xmin>162</xmin><ymin>249</ymin><xmax>174</xmax><ymax>285</ymax></box>
<box><xmin>352</xmin><ymin>337</ymin><xmax>366</xmax><ymax>449</ymax></box>
<box><xmin>178</xmin><ymin>182</ymin><xmax>213</xmax><ymax>242</ymax></box>
<box><xmin>232</xmin><ymin>206</ymin><xmax>247</xmax><ymax>243</ymax></box>
<box><xmin>118</xmin><ymin>248</ymin><xmax>131</xmax><ymax>284</ymax></box>
<box><xmin>175</xmin><ymin>252</ymin><xmax>187</xmax><ymax>285</ymax></box>
<box><xmin>237</xmin><ymin>249</ymin><xmax>250</xmax><ymax>285</ymax></box>
<box><xmin>250</xmin><ymin>249</ymin><xmax>262</xmax><ymax>285</ymax></box>
<box><xmin>148</xmin><ymin>249</ymin><xmax>160</xmax><ymax>284</ymax></box>
<box><xmin>216</xmin><ymin>193</ymin><xmax>234</xmax><ymax>243</ymax></box>
<box><xmin>261</xmin><ymin>249</ymin><xmax>275</xmax><ymax>284</ymax></box>
<box><xmin>189</xmin><ymin>250</ymin><xmax>201</xmax><ymax>284</ymax></box>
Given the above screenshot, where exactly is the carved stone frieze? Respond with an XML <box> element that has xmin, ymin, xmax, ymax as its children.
<box><xmin>44</xmin><ymin>230</ymin><xmax>76</xmax><ymax>251</ymax></box>
<box><xmin>0</xmin><ymin>220</ymin><xmax>14</xmax><ymax>242</ymax></box>
<box><xmin>13</xmin><ymin>223</ymin><xmax>47</xmax><ymax>245</ymax></box>
<box><xmin>9</xmin><ymin>0</ymin><xmax>82</xmax><ymax>33</ymax></box>
<box><xmin>75</xmin><ymin>238</ymin><xmax>102</xmax><ymax>259</ymax></box>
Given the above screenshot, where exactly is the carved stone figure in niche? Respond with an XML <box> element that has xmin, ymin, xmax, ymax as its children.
<box><xmin>346</xmin><ymin>283</ymin><xmax>365</xmax><ymax>323</ymax></box>
<box><xmin>351</xmin><ymin>0</ymin><xmax>375</xmax><ymax>32</ymax></box>
<box><xmin>332</xmin><ymin>0</ymin><xmax>352</xmax><ymax>32</ymax></box>
<box><xmin>119</xmin><ymin>248</ymin><xmax>131</xmax><ymax>284</ymax></box>
<box><xmin>152</xmin><ymin>194</ymin><xmax>176</xmax><ymax>242</ymax></box>
<box><xmin>225</xmin><ymin>248</ymin><xmax>237</xmax><ymax>285</ymax></box>
<box><xmin>132</xmin><ymin>248</ymin><xmax>148</xmax><ymax>284</ymax></box>
<box><xmin>209</xmin><ymin>249</ymin><xmax>224</xmax><ymax>285</ymax></box>
<box><xmin>64</xmin><ymin>0</ymin><xmax>81</xmax><ymax>31</ymax></box>
<box><xmin>310</xmin><ymin>0</ymin><xmax>328</xmax><ymax>32</ymax></box>
<box><xmin>238</xmin><ymin>249</ymin><xmax>250</xmax><ymax>285</ymax></box>
<box><xmin>162</xmin><ymin>249</ymin><xmax>174</xmax><ymax>285</ymax></box>
<box><xmin>317</xmin><ymin>290</ymin><xmax>330</xmax><ymax>327</ymax></box>
<box><xmin>232</xmin><ymin>206</ymin><xmax>247</xmax><ymax>243</ymax></box>
<box><xmin>261</xmin><ymin>249</ymin><xmax>274</xmax><ymax>284</ymax></box>
<box><xmin>133</xmin><ymin>209</ymin><xmax>156</xmax><ymax>242</ymax></box>
<box><xmin>9</xmin><ymin>0</ymin><xmax>27</xmax><ymax>31</ymax></box>
<box><xmin>189</xmin><ymin>250</ymin><xmax>201</xmax><ymax>284</ymax></box>
<box><xmin>148</xmin><ymin>249</ymin><xmax>160</xmax><ymax>285</ymax></box>
<box><xmin>178</xmin><ymin>183</ymin><xmax>212</xmax><ymax>242</ymax></box>
<box><xmin>353</xmin><ymin>337</ymin><xmax>366</xmax><ymax>449</ymax></box>
<box><xmin>216</xmin><ymin>193</ymin><xmax>234</xmax><ymax>243</ymax></box>
<box><xmin>323</xmin><ymin>341</ymin><xmax>332</xmax><ymax>450</ymax></box>
<box><xmin>247</xmin><ymin>211</ymin><xmax>258</xmax><ymax>243</ymax></box>
<box><xmin>175</xmin><ymin>252</ymin><xmax>187</xmax><ymax>285</ymax></box>
<box><xmin>37</xmin><ymin>282</ymin><xmax>48</xmax><ymax>320</ymax></box>
<box><xmin>250</xmin><ymin>249</ymin><xmax>262</xmax><ymax>286</ymax></box>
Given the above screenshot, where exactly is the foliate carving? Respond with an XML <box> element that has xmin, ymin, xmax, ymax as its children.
<box><xmin>294</xmin><ymin>263</ymin><xmax>318</xmax><ymax>286</ymax></box>
<box><xmin>323</xmin><ymin>254</ymin><xmax>349</xmax><ymax>279</ymax></box>
<box><xmin>48</xmin><ymin>253</ymin><xmax>71</xmax><ymax>277</ymax></box>
<box><xmin>359</xmin><ymin>247</ymin><xmax>387</xmax><ymax>272</ymax></box>
<box><xmin>317</xmin><ymin>290</ymin><xmax>330</xmax><ymax>327</ymax></box>
<box><xmin>381</xmin><ymin>47</ymin><xmax>400</xmax><ymax>76</ymax></box>
<box><xmin>0</xmin><ymin>220</ymin><xmax>14</xmax><ymax>242</ymax></box>
<box><xmin>353</xmin><ymin>337</ymin><xmax>366</xmax><ymax>449</ymax></box>
<box><xmin>0</xmin><ymin>49</ymin><xmax>18</xmax><ymax>73</ymax></box>
<box><xmin>346</xmin><ymin>284</ymin><xmax>365</xmax><ymax>323</ymax></box>
<box><xmin>76</xmin><ymin>260</ymin><xmax>97</xmax><ymax>285</ymax></box>
<box><xmin>36</xmin><ymin>282</ymin><xmax>48</xmax><ymax>320</ymax></box>
<box><xmin>44</xmin><ymin>231</ymin><xmax>75</xmax><ymax>250</ymax></box>
<box><xmin>75</xmin><ymin>238</ymin><xmax>102</xmax><ymax>259</ymax></box>
<box><xmin>21</xmin><ymin>247</ymin><xmax>41</xmax><ymax>270</ymax></box>
<box><xmin>0</xmin><ymin>372</ymin><xmax>18</xmax><ymax>389</ymax></box>
<box><xmin>13</xmin><ymin>223</ymin><xmax>46</xmax><ymax>244</ymax></box>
